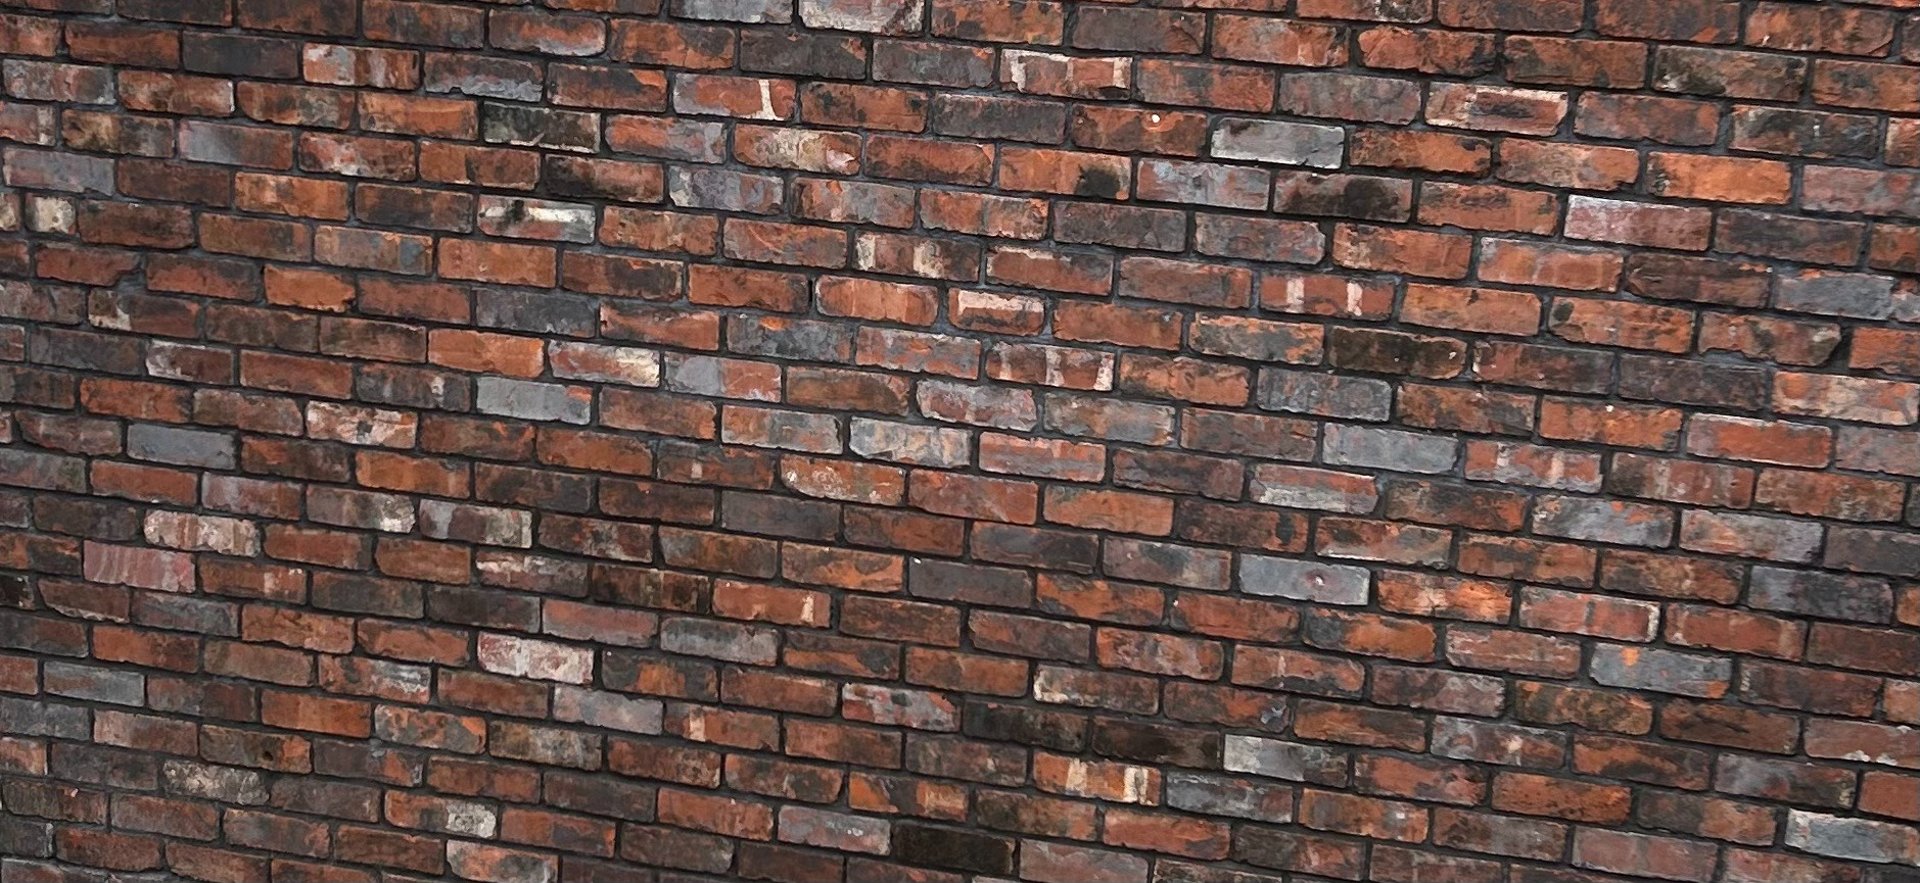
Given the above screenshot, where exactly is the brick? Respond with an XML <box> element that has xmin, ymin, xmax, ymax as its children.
<box><xmin>1573</xmin><ymin>829</ymin><xmax>1717</xmax><ymax>882</ymax></box>
<box><xmin>1137</xmin><ymin>159</ymin><xmax>1268</xmax><ymax>211</ymax></box>
<box><xmin>1628</xmin><ymin>256</ymin><xmax>1771</xmax><ymax>308</ymax></box>
<box><xmin>1239</xmin><ymin>555</ymin><xmax>1370</xmax><ymax>606</ymax></box>
<box><xmin>1754</xmin><ymin>469</ymin><xmax>1905</xmax><ymax>523</ymax></box>
<box><xmin>1282</xmin><ymin>72</ymin><xmax>1421</xmax><ymax>123</ymax></box>
<box><xmin>1273</xmin><ymin>172</ymin><xmax>1412</xmax><ymax>222</ymax></box>
<box><xmin>1785</xmin><ymin>811</ymin><xmax>1919</xmax><ymax>865</ymax></box>
<box><xmin>1825</xmin><ymin>528</ymin><xmax>1920</xmax><ymax>579</ymax></box>
<box><xmin>489</xmin><ymin>10</ymin><xmax>606</xmax><ymax>56</ymax></box>
<box><xmin>1566</xmin><ymin>195</ymin><xmax>1712</xmax><ymax>250</ymax></box>
<box><xmin>1428</xmin><ymin>83</ymin><xmax>1568</xmax><ymax>135</ymax></box>
<box><xmin>1530</xmin><ymin>496</ymin><xmax>1675</xmax><ymax>548</ymax></box>
<box><xmin>1576</xmin><ymin>94</ymin><xmax>1719</xmax><ymax>148</ymax></box>
<box><xmin>1719</xmin><ymin>208</ymin><xmax>1866</xmax><ymax>267</ymax></box>
<box><xmin>1591</xmin><ymin>645</ymin><xmax>1732</xmax><ymax>699</ymax></box>
<box><xmin>1774</xmin><ymin>372</ymin><xmax>1919</xmax><ymax>426</ymax></box>
<box><xmin>1212</xmin><ymin>119</ymin><xmax>1345</xmax><ymax>168</ymax></box>
<box><xmin>1649</xmin><ymin>153</ymin><xmax>1791</xmax><ymax>205</ymax></box>
<box><xmin>1333</xmin><ymin>224</ymin><xmax>1473</xmax><ymax>278</ymax></box>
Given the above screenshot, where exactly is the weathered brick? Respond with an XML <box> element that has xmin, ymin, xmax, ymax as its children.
<box><xmin>1591</xmin><ymin>645</ymin><xmax>1732</xmax><ymax>698</ymax></box>
<box><xmin>1212</xmin><ymin>119</ymin><xmax>1345</xmax><ymax>168</ymax></box>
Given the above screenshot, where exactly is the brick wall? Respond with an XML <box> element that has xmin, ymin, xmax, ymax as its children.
<box><xmin>2</xmin><ymin>0</ymin><xmax>1919</xmax><ymax>880</ymax></box>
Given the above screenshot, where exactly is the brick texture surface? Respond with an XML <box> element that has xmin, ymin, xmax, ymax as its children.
<box><xmin>2</xmin><ymin>0</ymin><xmax>1919</xmax><ymax>881</ymax></box>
